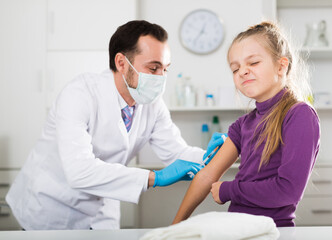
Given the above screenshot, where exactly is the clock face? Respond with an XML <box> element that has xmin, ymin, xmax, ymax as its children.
<box><xmin>179</xmin><ymin>9</ymin><xmax>224</xmax><ymax>54</ymax></box>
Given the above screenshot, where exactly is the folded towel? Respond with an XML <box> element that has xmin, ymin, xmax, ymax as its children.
<box><xmin>140</xmin><ymin>211</ymin><xmax>279</xmax><ymax>240</ymax></box>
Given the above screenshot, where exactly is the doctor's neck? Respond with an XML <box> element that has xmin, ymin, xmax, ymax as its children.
<box><xmin>113</xmin><ymin>71</ymin><xmax>136</xmax><ymax>107</ymax></box>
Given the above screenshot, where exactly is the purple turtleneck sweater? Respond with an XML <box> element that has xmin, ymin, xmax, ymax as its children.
<box><xmin>219</xmin><ymin>89</ymin><xmax>320</xmax><ymax>227</ymax></box>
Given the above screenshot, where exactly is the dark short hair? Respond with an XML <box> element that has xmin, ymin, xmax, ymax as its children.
<box><xmin>109</xmin><ymin>20</ymin><xmax>168</xmax><ymax>72</ymax></box>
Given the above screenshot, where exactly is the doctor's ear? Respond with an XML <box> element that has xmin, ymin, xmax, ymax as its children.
<box><xmin>114</xmin><ymin>53</ymin><xmax>127</xmax><ymax>74</ymax></box>
<box><xmin>278</xmin><ymin>57</ymin><xmax>289</xmax><ymax>76</ymax></box>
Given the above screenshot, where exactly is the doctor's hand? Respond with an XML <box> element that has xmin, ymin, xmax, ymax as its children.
<box><xmin>211</xmin><ymin>181</ymin><xmax>224</xmax><ymax>205</ymax></box>
<box><xmin>153</xmin><ymin>160</ymin><xmax>203</xmax><ymax>187</ymax></box>
<box><xmin>203</xmin><ymin>133</ymin><xmax>228</xmax><ymax>165</ymax></box>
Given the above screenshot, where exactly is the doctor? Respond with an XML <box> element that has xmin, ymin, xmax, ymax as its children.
<box><xmin>6</xmin><ymin>20</ymin><xmax>225</xmax><ymax>230</ymax></box>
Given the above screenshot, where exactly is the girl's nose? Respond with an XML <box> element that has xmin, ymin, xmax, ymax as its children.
<box><xmin>239</xmin><ymin>66</ymin><xmax>249</xmax><ymax>76</ymax></box>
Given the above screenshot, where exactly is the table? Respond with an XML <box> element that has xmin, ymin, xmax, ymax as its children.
<box><xmin>0</xmin><ymin>227</ymin><xmax>331</xmax><ymax>239</ymax></box>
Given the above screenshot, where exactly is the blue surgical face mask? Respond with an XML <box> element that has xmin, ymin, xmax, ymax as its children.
<box><xmin>122</xmin><ymin>56</ymin><xmax>166</xmax><ymax>104</ymax></box>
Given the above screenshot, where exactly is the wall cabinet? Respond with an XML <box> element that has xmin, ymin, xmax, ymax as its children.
<box><xmin>0</xmin><ymin>0</ymin><xmax>47</xmax><ymax>169</ymax></box>
<box><xmin>45</xmin><ymin>0</ymin><xmax>136</xmax><ymax>107</ymax></box>
<box><xmin>296</xmin><ymin>166</ymin><xmax>332</xmax><ymax>226</ymax></box>
<box><xmin>277</xmin><ymin>2</ymin><xmax>332</xmax><ymax>226</ymax></box>
<box><xmin>0</xmin><ymin>0</ymin><xmax>136</xmax><ymax>168</ymax></box>
<box><xmin>0</xmin><ymin>0</ymin><xmax>136</xmax><ymax>230</ymax></box>
<box><xmin>47</xmin><ymin>0</ymin><xmax>136</xmax><ymax>50</ymax></box>
<box><xmin>0</xmin><ymin>170</ymin><xmax>20</xmax><ymax>230</ymax></box>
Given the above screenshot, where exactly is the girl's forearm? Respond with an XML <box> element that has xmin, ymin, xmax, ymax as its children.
<box><xmin>172</xmin><ymin>170</ymin><xmax>214</xmax><ymax>224</ymax></box>
<box><xmin>172</xmin><ymin>138</ymin><xmax>239</xmax><ymax>224</ymax></box>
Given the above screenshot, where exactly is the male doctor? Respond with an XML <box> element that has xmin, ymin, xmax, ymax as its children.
<box><xmin>6</xmin><ymin>20</ymin><xmax>226</xmax><ymax>230</ymax></box>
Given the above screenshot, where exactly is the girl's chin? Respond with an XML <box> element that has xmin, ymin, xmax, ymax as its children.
<box><xmin>239</xmin><ymin>89</ymin><xmax>256</xmax><ymax>99</ymax></box>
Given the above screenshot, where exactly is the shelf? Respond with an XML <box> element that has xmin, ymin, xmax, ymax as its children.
<box><xmin>315</xmin><ymin>106</ymin><xmax>332</xmax><ymax>110</ymax></box>
<box><xmin>278</xmin><ymin>0</ymin><xmax>332</xmax><ymax>8</ymax></box>
<box><xmin>300</xmin><ymin>47</ymin><xmax>332</xmax><ymax>60</ymax></box>
<box><xmin>133</xmin><ymin>161</ymin><xmax>332</xmax><ymax>171</ymax></box>
<box><xmin>316</xmin><ymin>162</ymin><xmax>332</xmax><ymax>168</ymax></box>
<box><xmin>132</xmin><ymin>163</ymin><xmax>240</xmax><ymax>170</ymax></box>
<box><xmin>168</xmin><ymin>105</ymin><xmax>332</xmax><ymax>112</ymax></box>
<box><xmin>169</xmin><ymin>106</ymin><xmax>251</xmax><ymax>112</ymax></box>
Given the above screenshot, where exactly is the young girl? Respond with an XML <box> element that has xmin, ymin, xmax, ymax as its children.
<box><xmin>172</xmin><ymin>22</ymin><xmax>320</xmax><ymax>227</ymax></box>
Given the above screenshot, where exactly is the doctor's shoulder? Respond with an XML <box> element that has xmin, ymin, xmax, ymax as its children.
<box><xmin>61</xmin><ymin>72</ymin><xmax>104</xmax><ymax>95</ymax></box>
<box><xmin>55</xmin><ymin>73</ymin><xmax>99</xmax><ymax>108</ymax></box>
<box><xmin>57</xmin><ymin>73</ymin><xmax>97</xmax><ymax>94</ymax></box>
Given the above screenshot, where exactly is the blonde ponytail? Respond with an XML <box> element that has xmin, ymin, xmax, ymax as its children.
<box><xmin>255</xmin><ymin>90</ymin><xmax>297</xmax><ymax>170</ymax></box>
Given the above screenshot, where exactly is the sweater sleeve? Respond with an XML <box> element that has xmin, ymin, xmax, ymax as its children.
<box><xmin>219</xmin><ymin>103</ymin><xmax>320</xmax><ymax>208</ymax></box>
<box><xmin>228</xmin><ymin>114</ymin><xmax>247</xmax><ymax>155</ymax></box>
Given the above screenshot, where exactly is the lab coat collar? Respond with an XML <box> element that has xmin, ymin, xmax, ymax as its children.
<box><xmin>116</xmin><ymin>87</ymin><xmax>129</xmax><ymax>110</ymax></box>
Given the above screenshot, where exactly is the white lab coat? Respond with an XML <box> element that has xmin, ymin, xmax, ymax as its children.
<box><xmin>6</xmin><ymin>70</ymin><xmax>204</xmax><ymax>230</ymax></box>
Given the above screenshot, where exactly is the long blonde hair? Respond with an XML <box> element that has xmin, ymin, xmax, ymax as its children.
<box><xmin>228</xmin><ymin>22</ymin><xmax>312</xmax><ymax>170</ymax></box>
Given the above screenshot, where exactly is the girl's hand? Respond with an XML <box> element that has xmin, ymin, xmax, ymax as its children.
<box><xmin>211</xmin><ymin>181</ymin><xmax>224</xmax><ymax>204</ymax></box>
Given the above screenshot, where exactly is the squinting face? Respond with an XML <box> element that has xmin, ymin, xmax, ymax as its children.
<box><xmin>228</xmin><ymin>36</ymin><xmax>284</xmax><ymax>102</ymax></box>
<box><xmin>125</xmin><ymin>35</ymin><xmax>171</xmax><ymax>89</ymax></box>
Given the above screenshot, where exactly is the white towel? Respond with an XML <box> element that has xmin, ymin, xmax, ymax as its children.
<box><xmin>139</xmin><ymin>211</ymin><xmax>280</xmax><ymax>240</ymax></box>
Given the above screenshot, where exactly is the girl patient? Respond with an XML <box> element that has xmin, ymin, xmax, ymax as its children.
<box><xmin>173</xmin><ymin>22</ymin><xmax>320</xmax><ymax>227</ymax></box>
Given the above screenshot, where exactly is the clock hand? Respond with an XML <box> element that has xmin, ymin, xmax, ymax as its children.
<box><xmin>194</xmin><ymin>23</ymin><xmax>206</xmax><ymax>44</ymax></box>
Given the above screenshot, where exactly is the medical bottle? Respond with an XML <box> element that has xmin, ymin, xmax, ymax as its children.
<box><xmin>175</xmin><ymin>73</ymin><xmax>184</xmax><ymax>106</ymax></box>
<box><xmin>210</xmin><ymin>115</ymin><xmax>221</xmax><ymax>135</ymax></box>
<box><xmin>201</xmin><ymin>123</ymin><xmax>210</xmax><ymax>149</ymax></box>
<box><xmin>206</xmin><ymin>94</ymin><xmax>215</xmax><ymax>107</ymax></box>
<box><xmin>183</xmin><ymin>77</ymin><xmax>196</xmax><ymax>107</ymax></box>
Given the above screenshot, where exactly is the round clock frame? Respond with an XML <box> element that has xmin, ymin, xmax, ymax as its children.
<box><xmin>179</xmin><ymin>9</ymin><xmax>225</xmax><ymax>55</ymax></box>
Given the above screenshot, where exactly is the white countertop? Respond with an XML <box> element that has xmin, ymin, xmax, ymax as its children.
<box><xmin>0</xmin><ymin>227</ymin><xmax>332</xmax><ymax>240</ymax></box>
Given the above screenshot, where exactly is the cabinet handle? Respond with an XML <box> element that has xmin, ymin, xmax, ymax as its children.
<box><xmin>0</xmin><ymin>183</ymin><xmax>9</xmax><ymax>188</ymax></box>
<box><xmin>0</xmin><ymin>205</ymin><xmax>10</xmax><ymax>217</ymax></box>
<box><xmin>37</xmin><ymin>69</ymin><xmax>44</xmax><ymax>93</ymax></box>
<box><xmin>312</xmin><ymin>180</ymin><xmax>332</xmax><ymax>184</ymax></box>
<box><xmin>312</xmin><ymin>210</ymin><xmax>332</xmax><ymax>214</ymax></box>
<box><xmin>47</xmin><ymin>69</ymin><xmax>55</xmax><ymax>92</ymax></box>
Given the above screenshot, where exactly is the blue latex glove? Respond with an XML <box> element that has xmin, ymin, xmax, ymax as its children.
<box><xmin>153</xmin><ymin>159</ymin><xmax>203</xmax><ymax>187</ymax></box>
<box><xmin>202</xmin><ymin>132</ymin><xmax>228</xmax><ymax>165</ymax></box>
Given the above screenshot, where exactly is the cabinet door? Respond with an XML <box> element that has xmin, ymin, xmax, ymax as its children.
<box><xmin>0</xmin><ymin>170</ymin><xmax>20</xmax><ymax>230</ymax></box>
<box><xmin>0</xmin><ymin>0</ymin><xmax>46</xmax><ymax>168</ymax></box>
<box><xmin>295</xmin><ymin>197</ymin><xmax>332</xmax><ymax>226</ymax></box>
<box><xmin>305</xmin><ymin>167</ymin><xmax>332</xmax><ymax>196</ymax></box>
<box><xmin>47</xmin><ymin>0</ymin><xmax>137</xmax><ymax>50</ymax></box>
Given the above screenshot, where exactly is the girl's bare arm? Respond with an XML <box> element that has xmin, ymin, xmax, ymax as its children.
<box><xmin>172</xmin><ymin>138</ymin><xmax>239</xmax><ymax>224</ymax></box>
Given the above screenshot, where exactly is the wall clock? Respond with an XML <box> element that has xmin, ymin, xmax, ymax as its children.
<box><xmin>179</xmin><ymin>9</ymin><xmax>225</xmax><ymax>55</ymax></box>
